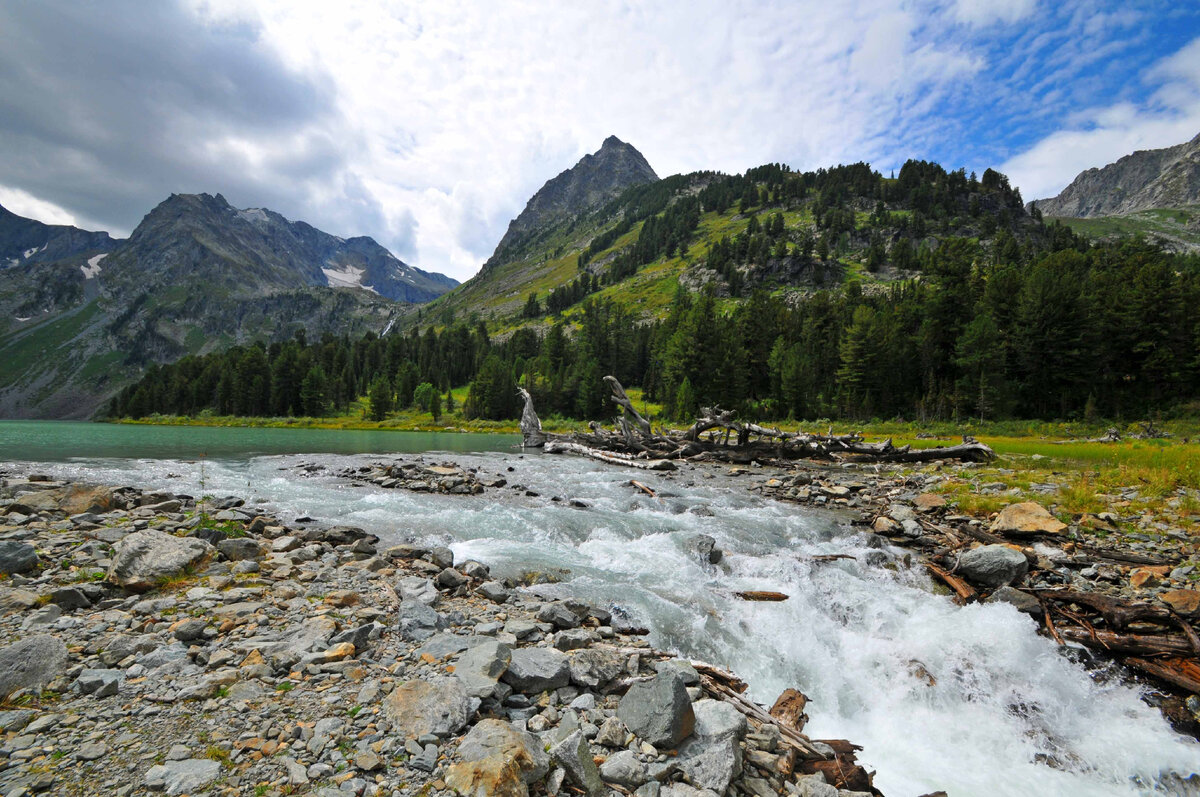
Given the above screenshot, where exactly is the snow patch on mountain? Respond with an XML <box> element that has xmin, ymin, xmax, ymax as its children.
<box><xmin>80</xmin><ymin>253</ymin><xmax>107</xmax><ymax>279</ymax></box>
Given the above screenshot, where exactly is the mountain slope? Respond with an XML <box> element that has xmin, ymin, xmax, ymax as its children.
<box><xmin>483</xmin><ymin>136</ymin><xmax>659</xmax><ymax>271</ymax></box>
<box><xmin>1034</xmin><ymin>133</ymin><xmax>1200</xmax><ymax>218</ymax></box>
<box><xmin>0</xmin><ymin>204</ymin><xmax>115</xmax><ymax>268</ymax></box>
<box><xmin>0</xmin><ymin>195</ymin><xmax>456</xmax><ymax>419</ymax></box>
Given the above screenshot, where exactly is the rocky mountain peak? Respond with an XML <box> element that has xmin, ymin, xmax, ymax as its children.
<box><xmin>483</xmin><ymin>137</ymin><xmax>659</xmax><ymax>270</ymax></box>
<box><xmin>1034</xmin><ymin>132</ymin><xmax>1200</xmax><ymax>217</ymax></box>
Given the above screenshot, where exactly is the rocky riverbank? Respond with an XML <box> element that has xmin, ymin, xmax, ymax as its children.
<box><xmin>0</xmin><ymin>473</ymin><xmax>890</xmax><ymax>797</ymax></box>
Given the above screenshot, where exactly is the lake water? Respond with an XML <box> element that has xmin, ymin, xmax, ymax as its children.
<box><xmin>2</xmin><ymin>421</ymin><xmax>1197</xmax><ymax>796</ymax></box>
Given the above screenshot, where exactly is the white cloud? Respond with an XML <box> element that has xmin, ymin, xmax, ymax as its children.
<box><xmin>1002</xmin><ymin>35</ymin><xmax>1200</xmax><ymax>202</ymax></box>
<box><xmin>0</xmin><ymin>185</ymin><xmax>81</xmax><ymax>228</ymax></box>
<box><xmin>953</xmin><ymin>0</ymin><xmax>1036</xmax><ymax>28</ymax></box>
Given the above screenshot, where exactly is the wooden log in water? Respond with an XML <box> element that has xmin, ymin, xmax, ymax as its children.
<box><xmin>735</xmin><ymin>590</ymin><xmax>789</xmax><ymax>602</ymax></box>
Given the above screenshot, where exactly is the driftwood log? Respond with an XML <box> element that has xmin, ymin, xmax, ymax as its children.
<box><xmin>519</xmin><ymin>377</ymin><xmax>995</xmax><ymax>465</ymax></box>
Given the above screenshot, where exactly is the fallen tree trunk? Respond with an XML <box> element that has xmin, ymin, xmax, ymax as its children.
<box><xmin>516</xmin><ymin>378</ymin><xmax>995</xmax><ymax>467</ymax></box>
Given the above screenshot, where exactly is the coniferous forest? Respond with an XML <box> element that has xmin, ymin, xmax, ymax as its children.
<box><xmin>107</xmin><ymin>161</ymin><xmax>1200</xmax><ymax>426</ymax></box>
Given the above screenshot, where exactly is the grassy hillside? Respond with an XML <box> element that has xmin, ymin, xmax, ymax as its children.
<box><xmin>1050</xmin><ymin>206</ymin><xmax>1200</xmax><ymax>252</ymax></box>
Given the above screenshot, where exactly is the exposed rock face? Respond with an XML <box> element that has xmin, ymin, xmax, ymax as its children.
<box><xmin>0</xmin><ymin>202</ymin><xmax>114</xmax><ymax>268</ymax></box>
<box><xmin>106</xmin><ymin>529</ymin><xmax>215</xmax><ymax>592</ymax></box>
<box><xmin>484</xmin><ymin>136</ymin><xmax>658</xmax><ymax>270</ymax></box>
<box><xmin>1034</xmin><ymin>133</ymin><xmax>1200</xmax><ymax>217</ymax></box>
<box><xmin>0</xmin><ymin>634</ymin><xmax>68</xmax><ymax>698</ymax></box>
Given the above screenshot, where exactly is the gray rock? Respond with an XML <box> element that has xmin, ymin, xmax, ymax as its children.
<box><xmin>553</xmin><ymin>629</ymin><xmax>595</xmax><ymax>651</ymax></box>
<box><xmin>957</xmin><ymin>544</ymin><xmax>1029</xmax><ymax>588</ymax></box>
<box><xmin>0</xmin><ymin>541</ymin><xmax>39</xmax><ymax>575</ymax></box>
<box><xmin>0</xmin><ymin>634</ymin><xmax>68</xmax><ymax>698</ymax></box>
<box><xmin>398</xmin><ymin>576</ymin><xmax>440</xmax><ymax>606</ymax></box>
<box><xmin>537</xmin><ymin>602</ymin><xmax>581</xmax><ymax>629</ymax></box>
<box><xmin>549</xmin><ymin>730</ymin><xmax>605</xmax><ymax>797</ymax></box>
<box><xmin>397</xmin><ymin>599</ymin><xmax>446</xmax><ymax>641</ymax></box>
<box><xmin>617</xmin><ymin>672</ymin><xmax>695</xmax><ymax>748</ymax></box>
<box><xmin>502</xmin><ymin>647</ymin><xmax>570</xmax><ymax>693</ymax></box>
<box><xmin>330</xmin><ymin>623</ymin><xmax>376</xmax><ymax>651</ymax></box>
<box><xmin>636</xmin><ymin>782</ymin><xmax>662</xmax><ymax>797</ymax></box>
<box><xmin>693</xmin><ymin>534</ymin><xmax>723</xmax><ymax>564</ymax></box>
<box><xmin>50</xmin><ymin>586</ymin><xmax>92</xmax><ymax>610</ymax></box>
<box><xmin>418</xmin><ymin>632</ymin><xmax>478</xmax><ymax>660</ymax></box>
<box><xmin>568</xmin><ymin>648</ymin><xmax>625</xmax><ymax>689</ymax></box>
<box><xmin>676</xmin><ymin>700</ymin><xmax>746</xmax><ymax>794</ymax></box>
<box><xmin>477</xmin><ymin>581</ymin><xmax>511</xmax><ymax>603</ymax></box>
<box><xmin>595</xmin><ymin>716</ymin><xmax>628</xmax><ymax>748</ymax></box>
<box><xmin>654</xmin><ymin>659</ymin><xmax>700</xmax><ymax>686</ymax></box>
<box><xmin>0</xmin><ymin>710</ymin><xmax>34</xmax><ymax>732</ymax></box>
<box><xmin>599</xmin><ymin>749</ymin><xmax>648</xmax><ymax>788</ymax></box>
<box><xmin>454</xmin><ymin>640</ymin><xmax>512</xmax><ymax>699</ymax></box>
<box><xmin>76</xmin><ymin>741</ymin><xmax>107</xmax><ymax>760</ymax></box>
<box><xmin>987</xmin><ymin>585</ymin><xmax>1041</xmax><ymax>614</ymax></box>
<box><xmin>436</xmin><ymin>567</ymin><xmax>468</xmax><ymax>589</ymax></box>
<box><xmin>76</xmin><ymin>668</ymin><xmax>123</xmax><ymax>697</ymax></box>
<box><xmin>460</xmin><ymin>560</ymin><xmax>490</xmax><ymax>579</ymax></box>
<box><xmin>106</xmin><ymin>530</ymin><xmax>214</xmax><ymax>592</ymax></box>
<box><xmin>172</xmin><ymin>619</ymin><xmax>208</xmax><ymax>642</ymax></box>
<box><xmin>145</xmin><ymin>759</ymin><xmax>221</xmax><ymax>795</ymax></box>
<box><xmin>448</xmin><ymin>718</ymin><xmax>549</xmax><ymax>794</ymax></box>
<box><xmin>382</xmin><ymin>676</ymin><xmax>472</xmax><ymax>738</ymax></box>
<box><xmin>216</xmin><ymin>538</ymin><xmax>262</xmax><ymax>561</ymax></box>
<box><xmin>430</xmin><ymin>546</ymin><xmax>455</xmax><ymax>568</ymax></box>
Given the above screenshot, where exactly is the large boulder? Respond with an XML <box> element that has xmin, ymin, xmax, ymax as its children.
<box><xmin>0</xmin><ymin>542</ymin><xmax>39</xmax><ymax>575</ymax></box>
<box><xmin>501</xmin><ymin>647</ymin><xmax>570</xmax><ymax>694</ymax></box>
<box><xmin>446</xmin><ymin>719</ymin><xmax>548</xmax><ymax>797</ymax></box>
<box><xmin>568</xmin><ymin>648</ymin><xmax>625</xmax><ymax>690</ymax></box>
<box><xmin>383</xmin><ymin>676</ymin><xmax>472</xmax><ymax>738</ymax></box>
<box><xmin>59</xmin><ymin>484</ymin><xmax>122</xmax><ymax>515</ymax></box>
<box><xmin>990</xmin><ymin>502</ymin><xmax>1066</xmax><ymax>535</ymax></box>
<box><xmin>676</xmin><ymin>700</ymin><xmax>747</xmax><ymax>793</ymax></box>
<box><xmin>617</xmin><ymin>672</ymin><xmax>695</xmax><ymax>748</ymax></box>
<box><xmin>106</xmin><ymin>530</ymin><xmax>214</xmax><ymax>592</ymax></box>
<box><xmin>0</xmin><ymin>635</ymin><xmax>68</xmax><ymax>699</ymax></box>
<box><xmin>957</xmin><ymin>545</ymin><xmax>1029</xmax><ymax>588</ymax></box>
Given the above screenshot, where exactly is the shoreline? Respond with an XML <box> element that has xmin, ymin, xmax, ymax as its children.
<box><xmin>0</xmin><ymin>469</ymin><xmax>886</xmax><ymax>797</ymax></box>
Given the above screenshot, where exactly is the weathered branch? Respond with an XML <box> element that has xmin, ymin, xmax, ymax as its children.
<box><xmin>517</xmin><ymin>387</ymin><xmax>546</xmax><ymax>448</ymax></box>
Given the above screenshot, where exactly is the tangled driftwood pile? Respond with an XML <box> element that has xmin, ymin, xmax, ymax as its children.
<box><xmin>519</xmin><ymin>377</ymin><xmax>995</xmax><ymax>467</ymax></box>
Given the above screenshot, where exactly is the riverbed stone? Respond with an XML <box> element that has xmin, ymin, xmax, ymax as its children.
<box><xmin>76</xmin><ymin>668</ymin><xmax>123</xmax><ymax>697</ymax></box>
<box><xmin>0</xmin><ymin>541</ymin><xmax>39</xmax><ymax>575</ymax></box>
<box><xmin>106</xmin><ymin>529</ymin><xmax>214</xmax><ymax>591</ymax></box>
<box><xmin>216</xmin><ymin>537</ymin><xmax>263</xmax><ymax>561</ymax></box>
<box><xmin>454</xmin><ymin>640</ymin><xmax>512</xmax><ymax>698</ymax></box>
<box><xmin>990</xmin><ymin>502</ymin><xmax>1067</xmax><ymax>535</ymax></box>
<box><xmin>600</xmin><ymin>749</ymin><xmax>648</xmax><ymax>788</ymax></box>
<box><xmin>987</xmin><ymin>585</ymin><xmax>1041</xmax><ymax>614</ymax></box>
<box><xmin>144</xmin><ymin>758</ymin><xmax>221</xmax><ymax>795</ymax></box>
<box><xmin>956</xmin><ymin>544</ymin><xmax>1029</xmax><ymax>588</ymax></box>
<box><xmin>549</xmin><ymin>729</ymin><xmax>605</xmax><ymax>797</ymax></box>
<box><xmin>398</xmin><ymin>599</ymin><xmax>446</xmax><ymax>641</ymax></box>
<box><xmin>1161</xmin><ymin>589</ymin><xmax>1200</xmax><ymax>617</ymax></box>
<box><xmin>676</xmin><ymin>699</ymin><xmax>746</xmax><ymax>793</ymax></box>
<box><xmin>447</xmin><ymin>718</ymin><xmax>549</xmax><ymax>797</ymax></box>
<box><xmin>618</xmin><ymin>672</ymin><xmax>695</xmax><ymax>748</ymax></box>
<box><xmin>502</xmin><ymin>646</ymin><xmax>570</xmax><ymax>693</ymax></box>
<box><xmin>399</xmin><ymin>576</ymin><xmax>440</xmax><ymax>606</ymax></box>
<box><xmin>382</xmin><ymin>676</ymin><xmax>472</xmax><ymax>738</ymax></box>
<box><xmin>568</xmin><ymin>648</ymin><xmax>625</xmax><ymax>689</ymax></box>
<box><xmin>0</xmin><ymin>634</ymin><xmax>68</xmax><ymax>698</ymax></box>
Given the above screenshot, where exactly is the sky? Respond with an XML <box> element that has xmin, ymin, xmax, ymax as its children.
<box><xmin>1</xmin><ymin>0</ymin><xmax>1198</xmax><ymax>282</ymax></box>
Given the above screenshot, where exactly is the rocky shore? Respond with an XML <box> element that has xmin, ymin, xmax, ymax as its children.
<box><xmin>0</xmin><ymin>473</ymin><xmax>888</xmax><ymax>797</ymax></box>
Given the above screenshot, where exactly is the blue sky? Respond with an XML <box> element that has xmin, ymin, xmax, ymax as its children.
<box><xmin>1</xmin><ymin>0</ymin><xmax>1198</xmax><ymax>280</ymax></box>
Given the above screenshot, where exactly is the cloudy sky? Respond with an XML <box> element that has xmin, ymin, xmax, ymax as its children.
<box><xmin>1</xmin><ymin>1</ymin><xmax>1198</xmax><ymax>281</ymax></box>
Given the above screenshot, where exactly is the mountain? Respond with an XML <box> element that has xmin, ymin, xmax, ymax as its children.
<box><xmin>484</xmin><ymin>136</ymin><xmax>659</xmax><ymax>271</ymax></box>
<box><xmin>0</xmin><ymin>204</ymin><xmax>115</xmax><ymax>268</ymax></box>
<box><xmin>1034</xmin><ymin>133</ymin><xmax>1200</xmax><ymax>218</ymax></box>
<box><xmin>0</xmin><ymin>195</ymin><xmax>456</xmax><ymax>419</ymax></box>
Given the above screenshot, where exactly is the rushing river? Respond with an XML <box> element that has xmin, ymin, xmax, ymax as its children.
<box><xmin>2</xmin><ymin>421</ymin><xmax>1197</xmax><ymax>796</ymax></box>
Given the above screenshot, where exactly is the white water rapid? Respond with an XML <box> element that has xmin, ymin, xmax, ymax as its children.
<box><xmin>29</xmin><ymin>451</ymin><xmax>1200</xmax><ymax>796</ymax></box>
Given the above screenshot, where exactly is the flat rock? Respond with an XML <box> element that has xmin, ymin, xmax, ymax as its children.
<box><xmin>568</xmin><ymin>648</ymin><xmax>625</xmax><ymax>689</ymax></box>
<box><xmin>618</xmin><ymin>672</ymin><xmax>695</xmax><ymax>748</ymax></box>
<box><xmin>599</xmin><ymin>749</ymin><xmax>648</xmax><ymax>788</ymax></box>
<box><xmin>990</xmin><ymin>502</ymin><xmax>1067</xmax><ymax>535</ymax></box>
<box><xmin>0</xmin><ymin>541</ymin><xmax>39</xmax><ymax>575</ymax></box>
<box><xmin>145</xmin><ymin>758</ymin><xmax>221</xmax><ymax>795</ymax></box>
<box><xmin>0</xmin><ymin>634</ymin><xmax>68</xmax><ymax>699</ymax></box>
<box><xmin>382</xmin><ymin>676</ymin><xmax>471</xmax><ymax>738</ymax></box>
<box><xmin>549</xmin><ymin>729</ymin><xmax>605</xmax><ymax>797</ymax></box>
<box><xmin>986</xmin><ymin>585</ymin><xmax>1040</xmax><ymax>614</ymax></box>
<box><xmin>502</xmin><ymin>647</ymin><xmax>570</xmax><ymax>694</ymax></box>
<box><xmin>447</xmin><ymin>718</ymin><xmax>549</xmax><ymax>797</ymax></box>
<box><xmin>1161</xmin><ymin>589</ymin><xmax>1200</xmax><ymax>617</ymax></box>
<box><xmin>454</xmin><ymin>640</ymin><xmax>512</xmax><ymax>699</ymax></box>
<box><xmin>107</xmin><ymin>529</ymin><xmax>214</xmax><ymax>592</ymax></box>
<box><xmin>398</xmin><ymin>599</ymin><xmax>447</xmax><ymax>641</ymax></box>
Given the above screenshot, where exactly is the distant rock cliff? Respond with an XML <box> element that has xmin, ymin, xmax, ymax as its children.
<box><xmin>1034</xmin><ymin>133</ymin><xmax>1200</xmax><ymax>217</ymax></box>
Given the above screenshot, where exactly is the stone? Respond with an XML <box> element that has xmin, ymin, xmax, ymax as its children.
<box><xmin>437</xmin><ymin>567</ymin><xmax>469</xmax><ymax>589</ymax></box>
<box><xmin>693</xmin><ymin>534</ymin><xmax>723</xmax><ymax>565</ymax></box>
<box><xmin>216</xmin><ymin>538</ymin><xmax>263</xmax><ymax>561</ymax></box>
<box><xmin>595</xmin><ymin>716</ymin><xmax>629</xmax><ymax>748</ymax></box>
<box><xmin>76</xmin><ymin>668</ymin><xmax>123</xmax><ymax>697</ymax></box>
<box><xmin>144</xmin><ymin>758</ymin><xmax>221</xmax><ymax>795</ymax></box>
<box><xmin>502</xmin><ymin>647</ymin><xmax>571</xmax><ymax>693</ymax></box>
<box><xmin>676</xmin><ymin>700</ymin><xmax>746</xmax><ymax>793</ymax></box>
<box><xmin>654</xmin><ymin>659</ymin><xmax>700</xmax><ymax>686</ymax></box>
<box><xmin>568</xmin><ymin>648</ymin><xmax>625</xmax><ymax>689</ymax></box>
<box><xmin>955</xmin><ymin>544</ymin><xmax>1029</xmax><ymax>588</ymax></box>
<box><xmin>106</xmin><ymin>529</ymin><xmax>214</xmax><ymax>592</ymax></box>
<box><xmin>172</xmin><ymin>619</ymin><xmax>208</xmax><ymax>642</ymax></box>
<box><xmin>77</xmin><ymin>741</ymin><xmax>107</xmax><ymax>760</ymax></box>
<box><xmin>0</xmin><ymin>541</ymin><xmax>39</xmax><ymax>574</ymax></box>
<box><xmin>271</xmin><ymin>535</ymin><xmax>301</xmax><ymax>552</ymax></box>
<box><xmin>454</xmin><ymin>640</ymin><xmax>512</xmax><ymax>699</ymax></box>
<box><xmin>987</xmin><ymin>585</ymin><xmax>1041</xmax><ymax>614</ymax></box>
<box><xmin>599</xmin><ymin>749</ymin><xmax>648</xmax><ymax>788</ymax></box>
<box><xmin>383</xmin><ymin>676</ymin><xmax>472</xmax><ymax>738</ymax></box>
<box><xmin>398</xmin><ymin>576</ymin><xmax>440</xmax><ymax>606</ymax></box>
<box><xmin>1161</xmin><ymin>589</ymin><xmax>1200</xmax><ymax>617</ymax></box>
<box><xmin>60</xmin><ymin>484</ymin><xmax>120</xmax><ymax>514</ymax></box>
<box><xmin>872</xmin><ymin>516</ymin><xmax>900</xmax><ymax>534</ymax></box>
<box><xmin>913</xmin><ymin>493</ymin><xmax>946</xmax><ymax>512</ymax></box>
<box><xmin>537</xmin><ymin>602</ymin><xmax>581</xmax><ymax>629</ymax></box>
<box><xmin>549</xmin><ymin>730</ymin><xmax>605</xmax><ymax>797</ymax></box>
<box><xmin>990</xmin><ymin>502</ymin><xmax>1067</xmax><ymax>535</ymax></box>
<box><xmin>419</xmin><ymin>632</ymin><xmax>476</xmax><ymax>660</ymax></box>
<box><xmin>355</xmin><ymin>751</ymin><xmax>382</xmax><ymax>771</ymax></box>
<box><xmin>1130</xmin><ymin>568</ymin><xmax>1164</xmax><ymax>589</ymax></box>
<box><xmin>397</xmin><ymin>599</ymin><xmax>446</xmax><ymax>641</ymax></box>
<box><xmin>478</xmin><ymin>581</ymin><xmax>511</xmax><ymax>603</ymax></box>
<box><xmin>0</xmin><ymin>634</ymin><xmax>68</xmax><ymax>698</ymax></box>
<box><xmin>447</xmin><ymin>718</ymin><xmax>549</xmax><ymax>797</ymax></box>
<box><xmin>617</xmin><ymin>672</ymin><xmax>695</xmax><ymax>748</ymax></box>
<box><xmin>50</xmin><ymin>586</ymin><xmax>92</xmax><ymax>610</ymax></box>
<box><xmin>553</xmin><ymin>629</ymin><xmax>595</xmax><ymax>651</ymax></box>
<box><xmin>0</xmin><ymin>587</ymin><xmax>39</xmax><ymax>614</ymax></box>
